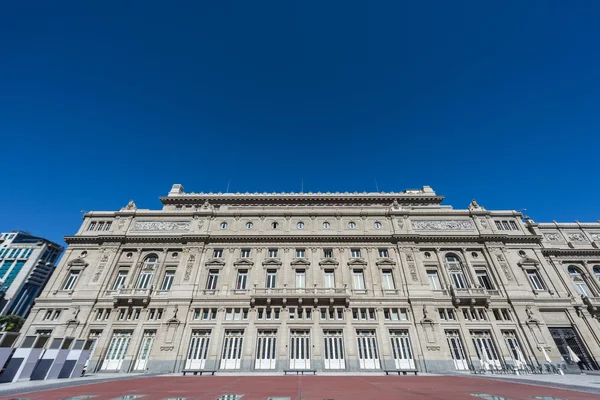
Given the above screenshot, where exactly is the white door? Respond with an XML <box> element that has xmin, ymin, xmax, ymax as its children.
<box><xmin>133</xmin><ymin>331</ymin><xmax>155</xmax><ymax>371</ymax></box>
<box><xmin>220</xmin><ymin>330</ymin><xmax>244</xmax><ymax>370</ymax></box>
<box><xmin>356</xmin><ymin>330</ymin><xmax>380</xmax><ymax>369</ymax></box>
<box><xmin>290</xmin><ymin>330</ymin><xmax>310</xmax><ymax>369</ymax></box>
<box><xmin>185</xmin><ymin>330</ymin><xmax>210</xmax><ymax>370</ymax></box>
<box><xmin>323</xmin><ymin>330</ymin><xmax>345</xmax><ymax>369</ymax></box>
<box><xmin>390</xmin><ymin>330</ymin><xmax>415</xmax><ymax>369</ymax></box>
<box><xmin>471</xmin><ymin>331</ymin><xmax>501</xmax><ymax>369</ymax></box>
<box><xmin>101</xmin><ymin>331</ymin><xmax>132</xmax><ymax>371</ymax></box>
<box><xmin>255</xmin><ymin>330</ymin><xmax>277</xmax><ymax>369</ymax></box>
<box><xmin>446</xmin><ymin>331</ymin><xmax>469</xmax><ymax>370</ymax></box>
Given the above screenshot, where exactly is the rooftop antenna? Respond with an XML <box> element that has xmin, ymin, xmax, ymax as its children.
<box><xmin>301</xmin><ymin>178</ymin><xmax>304</xmax><ymax>193</ymax></box>
<box><xmin>226</xmin><ymin>178</ymin><xmax>231</xmax><ymax>193</ymax></box>
<box><xmin>374</xmin><ymin>179</ymin><xmax>379</xmax><ymax>192</ymax></box>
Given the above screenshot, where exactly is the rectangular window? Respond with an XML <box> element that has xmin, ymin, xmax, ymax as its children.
<box><xmin>113</xmin><ymin>270</ymin><xmax>128</xmax><ymax>290</ymax></box>
<box><xmin>161</xmin><ymin>270</ymin><xmax>175</xmax><ymax>291</ymax></box>
<box><xmin>502</xmin><ymin>221</ymin><xmax>510</xmax><ymax>231</ymax></box>
<box><xmin>295</xmin><ymin>269</ymin><xmax>306</xmax><ymax>288</ymax></box>
<box><xmin>350</xmin><ymin>248</ymin><xmax>361</xmax><ymax>258</ymax></box>
<box><xmin>324</xmin><ymin>269</ymin><xmax>335</xmax><ymax>288</ymax></box>
<box><xmin>509</xmin><ymin>221</ymin><xmax>518</xmax><ymax>230</ymax></box>
<box><xmin>63</xmin><ymin>270</ymin><xmax>80</xmax><ymax>290</ymax></box>
<box><xmin>213</xmin><ymin>249</ymin><xmax>223</xmax><ymax>258</ymax></box>
<box><xmin>527</xmin><ymin>270</ymin><xmax>545</xmax><ymax>290</ymax></box>
<box><xmin>382</xmin><ymin>270</ymin><xmax>395</xmax><ymax>290</ymax></box>
<box><xmin>97</xmin><ymin>222</ymin><xmax>105</xmax><ymax>231</ymax></box>
<box><xmin>476</xmin><ymin>270</ymin><xmax>494</xmax><ymax>290</ymax></box>
<box><xmin>450</xmin><ymin>271</ymin><xmax>467</xmax><ymax>289</ymax></box>
<box><xmin>268</xmin><ymin>248</ymin><xmax>278</xmax><ymax>258</ymax></box>
<box><xmin>289</xmin><ymin>307</ymin><xmax>295</xmax><ymax>320</ymax></box>
<box><xmin>206</xmin><ymin>270</ymin><xmax>219</xmax><ymax>290</ymax></box>
<box><xmin>501</xmin><ymin>309</ymin><xmax>511</xmax><ymax>321</ymax></box>
<box><xmin>193</xmin><ymin>309</ymin><xmax>200</xmax><ymax>320</ymax></box>
<box><xmin>296</xmin><ymin>248</ymin><xmax>305</xmax><ymax>258</ymax></box>
<box><xmin>44</xmin><ymin>310</ymin><xmax>52</xmax><ymax>320</ymax></box>
<box><xmin>378</xmin><ymin>248</ymin><xmax>389</xmax><ymax>258</ymax></box>
<box><xmin>439</xmin><ymin>310</ymin><xmax>446</xmax><ymax>320</ymax></box>
<box><xmin>96</xmin><ymin>309</ymin><xmax>103</xmax><ymax>321</ymax></box>
<box><xmin>236</xmin><ymin>269</ymin><xmax>248</xmax><ymax>290</ymax></box>
<box><xmin>88</xmin><ymin>221</ymin><xmax>97</xmax><ymax>231</ymax></box>
<box><xmin>157</xmin><ymin>309</ymin><xmax>163</xmax><ymax>320</ymax></box>
<box><xmin>321</xmin><ymin>309</ymin><xmax>327</xmax><ymax>320</ymax></box>
<box><xmin>148</xmin><ymin>309</ymin><xmax>155</xmax><ymax>320</ymax></box>
<box><xmin>274</xmin><ymin>309</ymin><xmax>280</xmax><ymax>319</ymax></box>
<box><xmin>104</xmin><ymin>310</ymin><xmax>111</xmax><ymax>320</ymax></box>
<box><xmin>447</xmin><ymin>309</ymin><xmax>455</xmax><ymax>320</ymax></box>
<box><xmin>202</xmin><ymin>309</ymin><xmax>209</xmax><ymax>320</ymax></box>
<box><xmin>391</xmin><ymin>309</ymin><xmax>399</xmax><ymax>321</ymax></box>
<box><xmin>266</xmin><ymin>270</ymin><xmax>277</xmax><ymax>289</ymax></box>
<box><xmin>495</xmin><ymin>221</ymin><xmax>503</xmax><ymax>230</ymax></box>
<box><xmin>104</xmin><ymin>221</ymin><xmax>112</xmax><ymax>231</ymax></box>
<box><xmin>352</xmin><ymin>269</ymin><xmax>365</xmax><ymax>290</ymax></box>
<box><xmin>240</xmin><ymin>249</ymin><xmax>251</xmax><ymax>258</ymax></box>
<box><xmin>137</xmin><ymin>270</ymin><xmax>153</xmax><ymax>289</ymax></box>
<box><xmin>323</xmin><ymin>249</ymin><xmax>333</xmax><ymax>258</ymax></box>
<box><xmin>427</xmin><ymin>270</ymin><xmax>442</xmax><ymax>290</ymax></box>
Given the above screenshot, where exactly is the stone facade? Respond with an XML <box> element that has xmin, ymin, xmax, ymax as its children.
<box><xmin>19</xmin><ymin>184</ymin><xmax>600</xmax><ymax>374</ymax></box>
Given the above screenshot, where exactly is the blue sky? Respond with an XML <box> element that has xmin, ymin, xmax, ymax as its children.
<box><xmin>1</xmin><ymin>1</ymin><xmax>600</xmax><ymax>246</ymax></box>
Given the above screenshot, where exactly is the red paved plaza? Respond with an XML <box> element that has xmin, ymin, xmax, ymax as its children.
<box><xmin>0</xmin><ymin>375</ymin><xmax>598</xmax><ymax>400</ymax></box>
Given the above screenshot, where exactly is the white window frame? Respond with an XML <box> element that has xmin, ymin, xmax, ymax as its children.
<box><xmin>527</xmin><ymin>269</ymin><xmax>545</xmax><ymax>291</ymax></box>
<box><xmin>161</xmin><ymin>270</ymin><xmax>175</xmax><ymax>291</ymax></box>
<box><xmin>266</xmin><ymin>270</ymin><xmax>277</xmax><ymax>289</ymax></box>
<box><xmin>63</xmin><ymin>270</ymin><xmax>80</xmax><ymax>291</ymax></box>
<box><xmin>295</xmin><ymin>269</ymin><xmax>306</xmax><ymax>289</ymax></box>
<box><xmin>206</xmin><ymin>270</ymin><xmax>219</xmax><ymax>290</ymax></box>
<box><xmin>350</xmin><ymin>249</ymin><xmax>361</xmax><ymax>258</ymax></box>
<box><xmin>296</xmin><ymin>249</ymin><xmax>305</xmax><ymax>258</ymax></box>
<box><xmin>236</xmin><ymin>269</ymin><xmax>248</xmax><ymax>290</ymax></box>
<box><xmin>382</xmin><ymin>270</ymin><xmax>395</xmax><ymax>290</ymax></box>
<box><xmin>353</xmin><ymin>269</ymin><xmax>365</xmax><ymax>290</ymax></box>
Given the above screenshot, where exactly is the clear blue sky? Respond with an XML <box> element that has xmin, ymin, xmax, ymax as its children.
<box><xmin>1</xmin><ymin>1</ymin><xmax>600</xmax><ymax>246</ymax></box>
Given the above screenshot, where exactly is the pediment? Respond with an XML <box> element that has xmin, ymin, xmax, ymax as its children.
<box><xmin>167</xmin><ymin>317</ymin><xmax>181</xmax><ymax>325</ymax></box>
<box><xmin>205</xmin><ymin>258</ymin><xmax>226</xmax><ymax>266</ymax></box>
<box><xmin>291</xmin><ymin>258</ymin><xmax>311</xmax><ymax>266</ymax></box>
<box><xmin>518</xmin><ymin>257</ymin><xmax>539</xmax><ymax>266</ymax></box>
<box><xmin>67</xmin><ymin>257</ymin><xmax>88</xmax><ymax>269</ymax></box>
<box><xmin>375</xmin><ymin>258</ymin><xmax>396</xmax><ymax>266</ymax></box>
<box><xmin>347</xmin><ymin>258</ymin><xmax>368</xmax><ymax>266</ymax></box>
<box><xmin>319</xmin><ymin>258</ymin><xmax>339</xmax><ymax>266</ymax></box>
<box><xmin>262</xmin><ymin>258</ymin><xmax>282</xmax><ymax>266</ymax></box>
<box><xmin>233</xmin><ymin>258</ymin><xmax>255</xmax><ymax>266</ymax></box>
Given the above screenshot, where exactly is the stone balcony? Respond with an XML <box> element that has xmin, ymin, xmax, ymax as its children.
<box><xmin>449</xmin><ymin>286</ymin><xmax>492</xmax><ymax>307</ymax></box>
<box><xmin>582</xmin><ymin>295</ymin><xmax>600</xmax><ymax>315</ymax></box>
<box><xmin>112</xmin><ymin>286</ymin><xmax>153</xmax><ymax>307</ymax></box>
<box><xmin>250</xmin><ymin>286</ymin><xmax>350</xmax><ymax>308</ymax></box>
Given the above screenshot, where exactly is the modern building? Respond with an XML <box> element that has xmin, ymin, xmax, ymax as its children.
<box><xmin>0</xmin><ymin>231</ymin><xmax>63</xmax><ymax>318</ymax></box>
<box><xmin>17</xmin><ymin>184</ymin><xmax>600</xmax><ymax>374</ymax></box>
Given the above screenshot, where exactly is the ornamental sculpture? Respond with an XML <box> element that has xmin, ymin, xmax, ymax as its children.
<box><xmin>568</xmin><ymin>233</ymin><xmax>585</xmax><ymax>242</ymax></box>
<box><xmin>132</xmin><ymin>221</ymin><xmax>191</xmax><ymax>232</ymax></box>
<box><xmin>591</xmin><ymin>233</ymin><xmax>600</xmax><ymax>241</ymax></box>
<box><xmin>412</xmin><ymin>220</ymin><xmax>474</xmax><ymax>231</ymax></box>
<box><xmin>544</xmin><ymin>232</ymin><xmax>561</xmax><ymax>242</ymax></box>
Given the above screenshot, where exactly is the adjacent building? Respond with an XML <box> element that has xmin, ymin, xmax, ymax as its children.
<box><xmin>17</xmin><ymin>185</ymin><xmax>600</xmax><ymax>374</ymax></box>
<box><xmin>0</xmin><ymin>231</ymin><xmax>63</xmax><ymax>318</ymax></box>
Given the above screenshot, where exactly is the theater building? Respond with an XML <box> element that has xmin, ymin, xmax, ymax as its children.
<box><xmin>18</xmin><ymin>184</ymin><xmax>600</xmax><ymax>373</ymax></box>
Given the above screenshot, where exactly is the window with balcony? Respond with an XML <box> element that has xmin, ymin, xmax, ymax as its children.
<box><xmin>446</xmin><ymin>254</ymin><xmax>467</xmax><ymax>289</ymax></box>
<box><xmin>350</xmin><ymin>248</ymin><xmax>361</xmax><ymax>258</ymax></box>
<box><xmin>427</xmin><ymin>270</ymin><xmax>442</xmax><ymax>290</ymax></box>
<box><xmin>62</xmin><ymin>270</ymin><xmax>80</xmax><ymax>291</ymax></box>
<box><xmin>206</xmin><ymin>270</ymin><xmax>219</xmax><ymax>290</ymax></box>
<box><xmin>268</xmin><ymin>248</ymin><xmax>278</xmax><ymax>258</ymax></box>
<box><xmin>213</xmin><ymin>249</ymin><xmax>223</xmax><ymax>258</ymax></box>
<box><xmin>526</xmin><ymin>269</ymin><xmax>545</xmax><ymax>291</ymax></box>
<box><xmin>382</xmin><ymin>270</ymin><xmax>395</xmax><ymax>290</ymax></box>
<box><xmin>137</xmin><ymin>255</ymin><xmax>158</xmax><ymax>289</ymax></box>
<box><xmin>352</xmin><ymin>269</ymin><xmax>365</xmax><ymax>290</ymax></box>
<box><xmin>266</xmin><ymin>269</ymin><xmax>277</xmax><ymax>288</ymax></box>
<box><xmin>236</xmin><ymin>269</ymin><xmax>248</xmax><ymax>290</ymax></box>
<box><xmin>113</xmin><ymin>270</ymin><xmax>128</xmax><ymax>290</ymax></box>
<box><xmin>161</xmin><ymin>270</ymin><xmax>175</xmax><ymax>291</ymax></box>
<box><xmin>323</xmin><ymin>249</ymin><xmax>333</xmax><ymax>258</ymax></box>
<box><xmin>324</xmin><ymin>269</ymin><xmax>335</xmax><ymax>288</ymax></box>
<box><xmin>378</xmin><ymin>248</ymin><xmax>389</xmax><ymax>258</ymax></box>
<box><xmin>476</xmin><ymin>270</ymin><xmax>494</xmax><ymax>290</ymax></box>
<box><xmin>240</xmin><ymin>249</ymin><xmax>251</xmax><ymax>258</ymax></box>
<box><xmin>295</xmin><ymin>269</ymin><xmax>306</xmax><ymax>288</ymax></box>
<box><xmin>568</xmin><ymin>266</ymin><xmax>592</xmax><ymax>296</ymax></box>
<box><xmin>296</xmin><ymin>248</ymin><xmax>305</xmax><ymax>258</ymax></box>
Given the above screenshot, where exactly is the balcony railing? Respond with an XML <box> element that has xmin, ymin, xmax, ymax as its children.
<box><xmin>250</xmin><ymin>286</ymin><xmax>350</xmax><ymax>307</ymax></box>
<box><xmin>112</xmin><ymin>286</ymin><xmax>153</xmax><ymax>307</ymax></box>
<box><xmin>449</xmin><ymin>286</ymin><xmax>491</xmax><ymax>306</ymax></box>
<box><xmin>582</xmin><ymin>295</ymin><xmax>600</xmax><ymax>314</ymax></box>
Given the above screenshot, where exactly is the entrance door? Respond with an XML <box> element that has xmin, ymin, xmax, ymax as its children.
<box><xmin>255</xmin><ymin>330</ymin><xmax>277</xmax><ymax>369</ymax></box>
<box><xmin>185</xmin><ymin>330</ymin><xmax>211</xmax><ymax>370</ymax></box>
<box><xmin>356</xmin><ymin>330</ymin><xmax>380</xmax><ymax>369</ymax></box>
<box><xmin>323</xmin><ymin>330</ymin><xmax>345</xmax><ymax>369</ymax></box>
<box><xmin>471</xmin><ymin>330</ymin><xmax>501</xmax><ymax>369</ymax></box>
<box><xmin>446</xmin><ymin>330</ymin><xmax>469</xmax><ymax>370</ymax></box>
<box><xmin>290</xmin><ymin>330</ymin><xmax>310</xmax><ymax>369</ymax></box>
<box><xmin>133</xmin><ymin>330</ymin><xmax>155</xmax><ymax>371</ymax></box>
<box><xmin>101</xmin><ymin>331</ymin><xmax>132</xmax><ymax>371</ymax></box>
<box><xmin>549</xmin><ymin>327</ymin><xmax>597</xmax><ymax>370</ymax></box>
<box><xmin>220</xmin><ymin>330</ymin><xmax>244</xmax><ymax>370</ymax></box>
<box><xmin>390</xmin><ymin>330</ymin><xmax>415</xmax><ymax>369</ymax></box>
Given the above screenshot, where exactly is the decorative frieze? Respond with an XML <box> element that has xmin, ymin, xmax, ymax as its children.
<box><xmin>544</xmin><ymin>232</ymin><xmax>562</xmax><ymax>242</ymax></box>
<box><xmin>131</xmin><ymin>221</ymin><xmax>191</xmax><ymax>232</ymax></box>
<box><xmin>567</xmin><ymin>233</ymin><xmax>585</xmax><ymax>242</ymax></box>
<box><xmin>412</xmin><ymin>220</ymin><xmax>474</xmax><ymax>231</ymax></box>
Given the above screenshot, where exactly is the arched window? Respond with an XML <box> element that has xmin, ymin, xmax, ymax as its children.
<box><xmin>137</xmin><ymin>255</ymin><xmax>158</xmax><ymax>289</ymax></box>
<box><xmin>568</xmin><ymin>266</ymin><xmax>591</xmax><ymax>297</ymax></box>
<box><xmin>445</xmin><ymin>254</ymin><xmax>467</xmax><ymax>289</ymax></box>
<box><xmin>271</xmin><ymin>221</ymin><xmax>279</xmax><ymax>229</ymax></box>
<box><xmin>593</xmin><ymin>266</ymin><xmax>600</xmax><ymax>281</ymax></box>
<box><xmin>220</xmin><ymin>221</ymin><xmax>228</xmax><ymax>229</ymax></box>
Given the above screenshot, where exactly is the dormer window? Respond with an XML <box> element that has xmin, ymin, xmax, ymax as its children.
<box><xmin>323</xmin><ymin>249</ymin><xmax>333</xmax><ymax>259</ymax></box>
<box><xmin>268</xmin><ymin>249</ymin><xmax>278</xmax><ymax>258</ymax></box>
<box><xmin>323</xmin><ymin>221</ymin><xmax>330</xmax><ymax>229</ymax></box>
<box><xmin>296</xmin><ymin>248</ymin><xmax>305</xmax><ymax>258</ymax></box>
<box><xmin>297</xmin><ymin>221</ymin><xmax>304</xmax><ymax>230</ymax></box>
<box><xmin>213</xmin><ymin>249</ymin><xmax>223</xmax><ymax>258</ymax></box>
<box><xmin>374</xmin><ymin>221</ymin><xmax>382</xmax><ymax>229</ymax></box>
<box><xmin>240</xmin><ymin>249</ymin><xmax>251</xmax><ymax>258</ymax></box>
<box><xmin>245</xmin><ymin>222</ymin><xmax>253</xmax><ymax>230</ymax></box>
<box><xmin>378</xmin><ymin>248</ymin><xmax>389</xmax><ymax>258</ymax></box>
<box><xmin>348</xmin><ymin>221</ymin><xmax>356</xmax><ymax>229</ymax></box>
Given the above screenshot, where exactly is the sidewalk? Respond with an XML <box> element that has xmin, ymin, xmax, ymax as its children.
<box><xmin>0</xmin><ymin>372</ymin><xmax>152</xmax><ymax>397</ymax></box>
